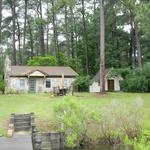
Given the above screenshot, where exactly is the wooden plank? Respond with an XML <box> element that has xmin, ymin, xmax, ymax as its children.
<box><xmin>0</xmin><ymin>135</ymin><xmax>32</xmax><ymax>150</ymax></box>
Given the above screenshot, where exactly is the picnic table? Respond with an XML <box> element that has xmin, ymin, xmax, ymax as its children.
<box><xmin>53</xmin><ymin>87</ymin><xmax>68</xmax><ymax>96</ymax></box>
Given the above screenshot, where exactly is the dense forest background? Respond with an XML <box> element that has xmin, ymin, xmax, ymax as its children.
<box><xmin>0</xmin><ymin>0</ymin><xmax>150</xmax><ymax>77</ymax></box>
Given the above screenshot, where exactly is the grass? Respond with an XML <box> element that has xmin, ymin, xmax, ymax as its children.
<box><xmin>0</xmin><ymin>92</ymin><xmax>150</xmax><ymax>136</ymax></box>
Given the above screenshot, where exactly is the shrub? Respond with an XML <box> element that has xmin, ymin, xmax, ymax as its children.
<box><xmin>54</xmin><ymin>96</ymin><xmax>90</xmax><ymax>147</ymax></box>
<box><xmin>6</xmin><ymin>89</ymin><xmax>20</xmax><ymax>94</ymax></box>
<box><xmin>27</xmin><ymin>56</ymin><xmax>57</xmax><ymax>66</ymax></box>
<box><xmin>0</xmin><ymin>75</ymin><xmax>4</xmax><ymax>93</ymax></box>
<box><xmin>74</xmin><ymin>75</ymin><xmax>90</xmax><ymax>92</ymax></box>
<box><xmin>57</xmin><ymin>52</ymin><xmax>67</xmax><ymax>66</ymax></box>
<box><xmin>106</xmin><ymin>68</ymin><xmax>131</xmax><ymax>79</ymax></box>
<box><xmin>121</xmin><ymin>63</ymin><xmax>150</xmax><ymax>92</ymax></box>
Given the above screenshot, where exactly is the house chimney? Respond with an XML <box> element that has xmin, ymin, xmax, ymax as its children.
<box><xmin>4</xmin><ymin>55</ymin><xmax>11</xmax><ymax>93</ymax></box>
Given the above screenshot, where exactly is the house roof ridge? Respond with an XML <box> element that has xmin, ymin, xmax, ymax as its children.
<box><xmin>10</xmin><ymin>65</ymin><xmax>78</xmax><ymax>77</ymax></box>
<box><xmin>11</xmin><ymin>65</ymin><xmax>71</xmax><ymax>68</ymax></box>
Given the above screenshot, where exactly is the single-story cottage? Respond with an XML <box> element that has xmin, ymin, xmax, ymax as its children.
<box><xmin>4</xmin><ymin>57</ymin><xmax>78</xmax><ymax>93</ymax></box>
<box><xmin>89</xmin><ymin>69</ymin><xmax>123</xmax><ymax>92</ymax></box>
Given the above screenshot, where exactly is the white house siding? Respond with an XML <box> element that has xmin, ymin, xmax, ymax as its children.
<box><xmin>9</xmin><ymin>77</ymin><xmax>28</xmax><ymax>93</ymax></box>
<box><xmin>44</xmin><ymin>78</ymin><xmax>75</xmax><ymax>92</ymax></box>
<box><xmin>89</xmin><ymin>82</ymin><xmax>100</xmax><ymax>93</ymax></box>
<box><xmin>9</xmin><ymin>77</ymin><xmax>75</xmax><ymax>93</ymax></box>
<box><xmin>114</xmin><ymin>77</ymin><xmax>121</xmax><ymax>91</ymax></box>
<box><xmin>90</xmin><ymin>77</ymin><xmax>122</xmax><ymax>92</ymax></box>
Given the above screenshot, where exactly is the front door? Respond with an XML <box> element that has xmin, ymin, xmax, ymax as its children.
<box><xmin>108</xmin><ymin>80</ymin><xmax>114</xmax><ymax>91</ymax></box>
<box><xmin>29</xmin><ymin>78</ymin><xmax>36</xmax><ymax>93</ymax></box>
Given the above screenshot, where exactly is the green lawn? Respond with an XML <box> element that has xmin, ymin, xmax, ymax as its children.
<box><xmin>0</xmin><ymin>92</ymin><xmax>150</xmax><ymax>135</ymax></box>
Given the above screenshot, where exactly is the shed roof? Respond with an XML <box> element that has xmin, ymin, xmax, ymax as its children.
<box><xmin>10</xmin><ymin>66</ymin><xmax>78</xmax><ymax>77</ymax></box>
<box><xmin>91</xmin><ymin>68</ymin><xmax>121</xmax><ymax>83</ymax></box>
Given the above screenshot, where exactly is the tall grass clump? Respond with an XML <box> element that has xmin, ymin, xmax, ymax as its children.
<box><xmin>54</xmin><ymin>96</ymin><xmax>145</xmax><ymax>148</ymax></box>
<box><xmin>97</xmin><ymin>98</ymin><xmax>143</xmax><ymax>146</ymax></box>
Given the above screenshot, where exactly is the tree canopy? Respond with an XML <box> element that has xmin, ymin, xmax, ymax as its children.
<box><xmin>0</xmin><ymin>0</ymin><xmax>149</xmax><ymax>76</ymax></box>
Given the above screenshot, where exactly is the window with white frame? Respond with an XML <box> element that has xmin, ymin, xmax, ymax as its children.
<box><xmin>46</xmin><ymin>79</ymin><xmax>51</xmax><ymax>88</ymax></box>
<box><xmin>20</xmin><ymin>79</ymin><xmax>25</xmax><ymax>90</ymax></box>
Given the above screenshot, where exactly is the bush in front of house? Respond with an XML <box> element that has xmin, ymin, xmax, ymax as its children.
<box><xmin>5</xmin><ymin>89</ymin><xmax>20</xmax><ymax>94</ymax></box>
<box><xmin>74</xmin><ymin>75</ymin><xmax>90</xmax><ymax>92</ymax></box>
<box><xmin>121</xmin><ymin>63</ymin><xmax>150</xmax><ymax>92</ymax></box>
<box><xmin>0</xmin><ymin>75</ymin><xmax>4</xmax><ymax>93</ymax></box>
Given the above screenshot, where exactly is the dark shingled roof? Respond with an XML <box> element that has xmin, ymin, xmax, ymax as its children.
<box><xmin>91</xmin><ymin>71</ymin><xmax>100</xmax><ymax>83</ymax></box>
<box><xmin>91</xmin><ymin>68</ymin><xmax>121</xmax><ymax>83</ymax></box>
<box><xmin>10</xmin><ymin>66</ymin><xmax>78</xmax><ymax>77</ymax></box>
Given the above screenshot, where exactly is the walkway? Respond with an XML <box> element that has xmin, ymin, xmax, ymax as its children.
<box><xmin>0</xmin><ymin>134</ymin><xmax>32</xmax><ymax>150</ymax></box>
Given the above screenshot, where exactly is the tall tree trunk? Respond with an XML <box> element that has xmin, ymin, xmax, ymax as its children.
<box><xmin>46</xmin><ymin>1</ymin><xmax>49</xmax><ymax>54</ymax></box>
<box><xmin>0</xmin><ymin>0</ymin><xmax>2</xmax><ymax>44</ymax></box>
<box><xmin>81</xmin><ymin>0</ymin><xmax>89</xmax><ymax>74</ymax></box>
<box><xmin>99</xmin><ymin>0</ymin><xmax>105</xmax><ymax>93</ymax></box>
<box><xmin>129</xmin><ymin>33</ymin><xmax>133</xmax><ymax>67</ymax></box>
<box><xmin>134</xmin><ymin>21</ymin><xmax>142</xmax><ymax>69</ymax></box>
<box><xmin>129</xmin><ymin>14</ymin><xmax>134</xmax><ymax>68</ymax></box>
<box><xmin>28</xmin><ymin>19</ymin><xmax>34</xmax><ymax>59</ymax></box>
<box><xmin>16</xmin><ymin>18</ymin><xmax>22</xmax><ymax>64</ymax></box>
<box><xmin>46</xmin><ymin>24</ymin><xmax>49</xmax><ymax>55</ymax></box>
<box><xmin>22</xmin><ymin>0</ymin><xmax>28</xmax><ymax>64</ymax></box>
<box><xmin>51</xmin><ymin>0</ymin><xmax>58</xmax><ymax>59</ymax></box>
<box><xmin>55</xmin><ymin>20</ymin><xmax>59</xmax><ymax>54</ymax></box>
<box><xmin>65</xmin><ymin>5</ymin><xmax>70</xmax><ymax>62</ymax></box>
<box><xmin>10</xmin><ymin>0</ymin><xmax>16</xmax><ymax>65</ymax></box>
<box><xmin>93</xmin><ymin>0</ymin><xmax>96</xmax><ymax>15</ymax></box>
<box><xmin>72</xmin><ymin>8</ymin><xmax>78</xmax><ymax>69</ymax></box>
<box><xmin>93</xmin><ymin>0</ymin><xmax>99</xmax><ymax>60</ymax></box>
<box><xmin>70</xmin><ymin>6</ymin><xmax>74</xmax><ymax>59</ymax></box>
<box><xmin>39</xmin><ymin>0</ymin><xmax>45</xmax><ymax>56</ymax></box>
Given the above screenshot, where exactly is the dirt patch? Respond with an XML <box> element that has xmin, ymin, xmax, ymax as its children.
<box><xmin>95</xmin><ymin>92</ymin><xmax>108</xmax><ymax>98</ymax></box>
<box><xmin>76</xmin><ymin>95</ymin><xmax>85</xmax><ymax>97</ymax></box>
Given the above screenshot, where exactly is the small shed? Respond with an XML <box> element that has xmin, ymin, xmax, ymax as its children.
<box><xmin>89</xmin><ymin>69</ymin><xmax>123</xmax><ymax>92</ymax></box>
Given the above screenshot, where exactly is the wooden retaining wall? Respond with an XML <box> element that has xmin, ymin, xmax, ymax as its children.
<box><xmin>32</xmin><ymin>125</ymin><xmax>65</xmax><ymax>150</ymax></box>
<box><xmin>7</xmin><ymin>113</ymin><xmax>35</xmax><ymax>137</ymax></box>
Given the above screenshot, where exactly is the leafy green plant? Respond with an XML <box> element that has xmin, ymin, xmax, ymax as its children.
<box><xmin>74</xmin><ymin>75</ymin><xmax>90</xmax><ymax>92</ymax></box>
<box><xmin>54</xmin><ymin>96</ymin><xmax>90</xmax><ymax>147</ymax></box>
<box><xmin>0</xmin><ymin>75</ymin><xmax>4</xmax><ymax>93</ymax></box>
<box><xmin>27</xmin><ymin>56</ymin><xmax>57</xmax><ymax>66</ymax></box>
<box><xmin>121</xmin><ymin>62</ymin><xmax>150</xmax><ymax>92</ymax></box>
<box><xmin>124</xmin><ymin>130</ymin><xmax>150</xmax><ymax>150</ymax></box>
